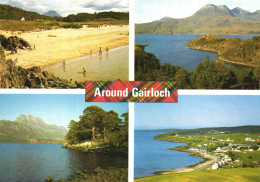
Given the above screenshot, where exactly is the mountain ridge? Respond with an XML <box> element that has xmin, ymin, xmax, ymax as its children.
<box><xmin>136</xmin><ymin>4</ymin><xmax>260</xmax><ymax>34</ymax></box>
<box><xmin>0</xmin><ymin>114</ymin><xmax>67</xmax><ymax>143</ymax></box>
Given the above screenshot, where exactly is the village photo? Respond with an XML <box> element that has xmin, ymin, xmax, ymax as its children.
<box><xmin>0</xmin><ymin>0</ymin><xmax>129</xmax><ymax>88</ymax></box>
<box><xmin>0</xmin><ymin>94</ymin><xmax>128</xmax><ymax>181</ymax></box>
<box><xmin>135</xmin><ymin>0</ymin><xmax>260</xmax><ymax>89</ymax></box>
<box><xmin>134</xmin><ymin>95</ymin><xmax>260</xmax><ymax>181</ymax></box>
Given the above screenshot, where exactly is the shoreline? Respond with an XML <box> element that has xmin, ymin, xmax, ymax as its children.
<box><xmin>154</xmin><ymin>149</ymin><xmax>217</xmax><ymax>175</ymax></box>
<box><xmin>43</xmin><ymin>45</ymin><xmax>129</xmax><ymax>69</ymax></box>
<box><xmin>3</xmin><ymin>25</ymin><xmax>129</xmax><ymax>69</ymax></box>
<box><xmin>148</xmin><ymin>137</ymin><xmax>218</xmax><ymax>175</ymax></box>
<box><xmin>0</xmin><ymin>142</ymin><xmax>64</xmax><ymax>144</ymax></box>
<box><xmin>186</xmin><ymin>46</ymin><xmax>257</xmax><ymax>68</ymax></box>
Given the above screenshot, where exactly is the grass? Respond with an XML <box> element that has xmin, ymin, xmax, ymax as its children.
<box><xmin>0</xmin><ymin>19</ymin><xmax>129</xmax><ymax>31</ymax></box>
<box><xmin>135</xmin><ymin>168</ymin><xmax>260</xmax><ymax>182</ymax></box>
<box><xmin>157</xmin><ymin>132</ymin><xmax>260</xmax><ymax>152</ymax></box>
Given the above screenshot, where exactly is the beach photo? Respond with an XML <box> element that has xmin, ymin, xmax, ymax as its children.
<box><xmin>135</xmin><ymin>0</ymin><xmax>260</xmax><ymax>89</ymax></box>
<box><xmin>0</xmin><ymin>94</ymin><xmax>128</xmax><ymax>181</ymax></box>
<box><xmin>0</xmin><ymin>0</ymin><xmax>129</xmax><ymax>88</ymax></box>
<box><xmin>134</xmin><ymin>95</ymin><xmax>260</xmax><ymax>181</ymax></box>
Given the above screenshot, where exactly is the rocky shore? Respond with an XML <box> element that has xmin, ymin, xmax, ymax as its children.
<box><xmin>0</xmin><ymin>46</ymin><xmax>85</xmax><ymax>88</ymax></box>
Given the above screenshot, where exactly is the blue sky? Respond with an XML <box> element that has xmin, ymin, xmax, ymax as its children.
<box><xmin>135</xmin><ymin>0</ymin><xmax>260</xmax><ymax>23</ymax></box>
<box><xmin>0</xmin><ymin>94</ymin><xmax>128</xmax><ymax>128</ymax></box>
<box><xmin>1</xmin><ymin>0</ymin><xmax>129</xmax><ymax>16</ymax></box>
<box><xmin>135</xmin><ymin>95</ymin><xmax>260</xmax><ymax>130</ymax></box>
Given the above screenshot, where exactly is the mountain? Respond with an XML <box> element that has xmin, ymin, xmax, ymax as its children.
<box><xmin>0</xmin><ymin>4</ymin><xmax>57</xmax><ymax>20</ymax></box>
<box><xmin>44</xmin><ymin>10</ymin><xmax>61</xmax><ymax>17</ymax></box>
<box><xmin>136</xmin><ymin>4</ymin><xmax>260</xmax><ymax>34</ymax></box>
<box><xmin>0</xmin><ymin>114</ymin><xmax>68</xmax><ymax>143</ymax></box>
<box><xmin>193</xmin><ymin>4</ymin><xmax>233</xmax><ymax>18</ymax></box>
<box><xmin>231</xmin><ymin>7</ymin><xmax>260</xmax><ymax>21</ymax></box>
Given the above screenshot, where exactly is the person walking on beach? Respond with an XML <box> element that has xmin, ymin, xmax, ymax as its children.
<box><xmin>83</xmin><ymin>67</ymin><xmax>86</xmax><ymax>74</ymax></box>
<box><xmin>106</xmin><ymin>47</ymin><xmax>109</xmax><ymax>54</ymax></box>
<box><xmin>99</xmin><ymin>47</ymin><xmax>102</xmax><ymax>56</ymax></box>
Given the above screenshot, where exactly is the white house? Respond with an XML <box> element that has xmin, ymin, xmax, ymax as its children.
<box><xmin>21</xmin><ymin>17</ymin><xmax>25</xmax><ymax>21</ymax></box>
<box><xmin>245</xmin><ymin>137</ymin><xmax>252</xmax><ymax>141</ymax></box>
<box><xmin>212</xmin><ymin>163</ymin><xmax>218</xmax><ymax>170</ymax></box>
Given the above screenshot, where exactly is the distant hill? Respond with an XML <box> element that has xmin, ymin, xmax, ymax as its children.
<box><xmin>231</xmin><ymin>8</ymin><xmax>260</xmax><ymax>21</ymax></box>
<box><xmin>43</xmin><ymin>10</ymin><xmax>61</xmax><ymax>17</ymax></box>
<box><xmin>0</xmin><ymin>114</ymin><xmax>68</xmax><ymax>143</ymax></box>
<box><xmin>136</xmin><ymin>4</ymin><xmax>260</xmax><ymax>34</ymax></box>
<box><xmin>0</xmin><ymin>4</ymin><xmax>57</xmax><ymax>21</ymax></box>
<box><xmin>162</xmin><ymin>125</ymin><xmax>260</xmax><ymax>136</ymax></box>
<box><xmin>0</xmin><ymin>4</ymin><xmax>128</xmax><ymax>23</ymax></box>
<box><xmin>156</xmin><ymin>16</ymin><xmax>174</xmax><ymax>22</ymax></box>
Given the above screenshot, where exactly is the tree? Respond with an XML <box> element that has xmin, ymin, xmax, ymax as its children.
<box><xmin>175</xmin><ymin>68</ymin><xmax>190</xmax><ymax>89</ymax></box>
<box><xmin>81</xmin><ymin>105</ymin><xmax>106</xmax><ymax>140</ymax></box>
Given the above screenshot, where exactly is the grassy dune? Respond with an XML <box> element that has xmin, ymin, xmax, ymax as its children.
<box><xmin>135</xmin><ymin>168</ymin><xmax>260</xmax><ymax>182</ymax></box>
<box><xmin>0</xmin><ymin>19</ymin><xmax>128</xmax><ymax>31</ymax></box>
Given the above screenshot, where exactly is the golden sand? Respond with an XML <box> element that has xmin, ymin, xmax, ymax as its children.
<box><xmin>1</xmin><ymin>25</ymin><xmax>129</xmax><ymax>69</ymax></box>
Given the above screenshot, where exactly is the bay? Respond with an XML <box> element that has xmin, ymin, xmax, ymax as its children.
<box><xmin>134</xmin><ymin>131</ymin><xmax>203</xmax><ymax>178</ymax></box>
<box><xmin>0</xmin><ymin>143</ymin><xmax>127</xmax><ymax>182</ymax></box>
<box><xmin>135</xmin><ymin>34</ymin><xmax>257</xmax><ymax>71</ymax></box>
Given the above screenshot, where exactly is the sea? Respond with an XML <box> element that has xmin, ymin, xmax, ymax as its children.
<box><xmin>134</xmin><ymin>131</ymin><xmax>203</xmax><ymax>178</ymax></box>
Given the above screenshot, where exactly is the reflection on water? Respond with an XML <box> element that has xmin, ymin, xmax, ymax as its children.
<box><xmin>43</xmin><ymin>46</ymin><xmax>129</xmax><ymax>82</ymax></box>
<box><xmin>0</xmin><ymin>143</ymin><xmax>127</xmax><ymax>182</ymax></box>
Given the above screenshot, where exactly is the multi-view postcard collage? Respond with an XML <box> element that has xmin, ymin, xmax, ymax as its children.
<box><xmin>0</xmin><ymin>0</ymin><xmax>259</xmax><ymax>182</ymax></box>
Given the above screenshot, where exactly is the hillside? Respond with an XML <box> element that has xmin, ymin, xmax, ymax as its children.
<box><xmin>160</xmin><ymin>125</ymin><xmax>260</xmax><ymax>136</ymax></box>
<box><xmin>0</xmin><ymin>4</ymin><xmax>58</xmax><ymax>21</ymax></box>
<box><xmin>135</xmin><ymin>4</ymin><xmax>260</xmax><ymax>34</ymax></box>
<box><xmin>0</xmin><ymin>114</ymin><xmax>67</xmax><ymax>143</ymax></box>
<box><xmin>185</xmin><ymin>34</ymin><xmax>260</xmax><ymax>67</ymax></box>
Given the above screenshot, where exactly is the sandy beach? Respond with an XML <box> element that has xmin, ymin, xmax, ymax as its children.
<box><xmin>1</xmin><ymin>25</ymin><xmax>129</xmax><ymax>69</ymax></box>
<box><xmin>157</xmin><ymin>152</ymin><xmax>218</xmax><ymax>175</ymax></box>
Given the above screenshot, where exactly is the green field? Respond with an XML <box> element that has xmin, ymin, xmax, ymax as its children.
<box><xmin>135</xmin><ymin>168</ymin><xmax>260</xmax><ymax>182</ymax></box>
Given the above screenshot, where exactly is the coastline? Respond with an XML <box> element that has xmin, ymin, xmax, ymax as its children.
<box><xmin>43</xmin><ymin>45</ymin><xmax>129</xmax><ymax>69</ymax></box>
<box><xmin>186</xmin><ymin>46</ymin><xmax>257</xmax><ymax>68</ymax></box>
<box><xmin>2</xmin><ymin>25</ymin><xmax>129</xmax><ymax>69</ymax></box>
<box><xmin>153</xmin><ymin>138</ymin><xmax>218</xmax><ymax>175</ymax></box>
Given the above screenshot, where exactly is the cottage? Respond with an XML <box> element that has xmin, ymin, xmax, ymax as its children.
<box><xmin>21</xmin><ymin>17</ymin><xmax>25</xmax><ymax>21</ymax></box>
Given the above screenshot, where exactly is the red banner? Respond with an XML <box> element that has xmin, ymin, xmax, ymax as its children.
<box><xmin>85</xmin><ymin>81</ymin><xmax>178</xmax><ymax>102</ymax></box>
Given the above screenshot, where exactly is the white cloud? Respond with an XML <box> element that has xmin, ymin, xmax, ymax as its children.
<box><xmin>1</xmin><ymin>0</ymin><xmax>129</xmax><ymax>16</ymax></box>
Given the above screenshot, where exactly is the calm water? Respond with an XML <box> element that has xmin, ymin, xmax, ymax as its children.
<box><xmin>0</xmin><ymin>143</ymin><xmax>127</xmax><ymax>182</ymax></box>
<box><xmin>135</xmin><ymin>34</ymin><xmax>257</xmax><ymax>70</ymax></box>
<box><xmin>43</xmin><ymin>46</ymin><xmax>129</xmax><ymax>81</ymax></box>
<box><xmin>134</xmin><ymin>131</ymin><xmax>203</xmax><ymax>178</ymax></box>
